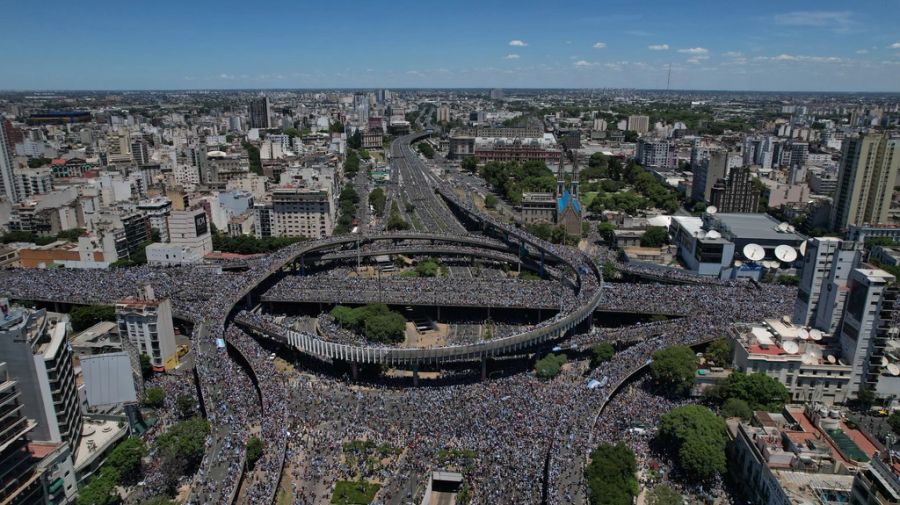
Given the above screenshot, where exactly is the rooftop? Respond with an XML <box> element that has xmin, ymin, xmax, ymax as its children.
<box><xmin>713</xmin><ymin>213</ymin><xmax>806</xmax><ymax>242</ymax></box>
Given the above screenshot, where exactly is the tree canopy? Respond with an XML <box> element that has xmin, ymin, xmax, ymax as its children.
<box><xmin>104</xmin><ymin>436</ymin><xmax>147</xmax><ymax>484</ymax></box>
<box><xmin>584</xmin><ymin>442</ymin><xmax>639</xmax><ymax>505</ymax></box>
<box><xmin>69</xmin><ymin>305</ymin><xmax>116</xmax><ymax>332</ymax></box>
<box><xmin>704</xmin><ymin>338</ymin><xmax>733</xmax><ymax>368</ymax></box>
<box><xmin>720</xmin><ymin>371</ymin><xmax>790</xmax><ymax>411</ymax></box>
<box><xmin>640</xmin><ymin>226</ymin><xmax>669</xmax><ymax>247</ymax></box>
<box><xmin>650</xmin><ymin>345</ymin><xmax>698</xmax><ymax>396</ymax></box>
<box><xmin>720</xmin><ymin>398</ymin><xmax>753</xmax><ymax>420</ymax></box>
<box><xmin>246</xmin><ymin>436</ymin><xmax>264</xmax><ymax>469</ymax></box>
<box><xmin>658</xmin><ymin>405</ymin><xmax>727</xmax><ymax>481</ymax></box>
<box><xmin>535</xmin><ymin>353</ymin><xmax>567</xmax><ymax>379</ymax></box>
<box><xmin>368</xmin><ymin>187</ymin><xmax>386</xmax><ymax>215</ymax></box>
<box><xmin>646</xmin><ymin>484</ymin><xmax>684</xmax><ymax>505</ymax></box>
<box><xmin>479</xmin><ymin>160</ymin><xmax>555</xmax><ymax>205</ymax></box>
<box><xmin>155</xmin><ymin>417</ymin><xmax>211</xmax><ymax>488</ymax></box>
<box><xmin>461</xmin><ymin>156</ymin><xmax>478</xmax><ymax>172</ymax></box>
<box><xmin>143</xmin><ymin>386</ymin><xmax>165</xmax><ymax>408</ymax></box>
<box><xmin>330</xmin><ymin>304</ymin><xmax>406</xmax><ymax>343</ymax></box>
<box><xmin>591</xmin><ymin>343</ymin><xmax>615</xmax><ymax>367</ymax></box>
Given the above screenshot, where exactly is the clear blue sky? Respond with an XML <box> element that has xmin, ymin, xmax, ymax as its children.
<box><xmin>2</xmin><ymin>0</ymin><xmax>899</xmax><ymax>91</ymax></box>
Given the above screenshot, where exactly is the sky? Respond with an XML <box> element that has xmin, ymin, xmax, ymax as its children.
<box><xmin>1</xmin><ymin>0</ymin><xmax>899</xmax><ymax>92</ymax></box>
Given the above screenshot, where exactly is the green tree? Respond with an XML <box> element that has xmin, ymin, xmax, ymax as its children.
<box><xmin>720</xmin><ymin>398</ymin><xmax>753</xmax><ymax>420</ymax></box>
<box><xmin>143</xmin><ymin>387</ymin><xmax>165</xmax><ymax>408</ymax></box>
<box><xmin>242</xmin><ymin>141</ymin><xmax>262</xmax><ymax>175</ymax></box>
<box><xmin>623</xmin><ymin>130</ymin><xmax>640</xmax><ymax>142</ymax></box>
<box><xmin>659</xmin><ymin>405</ymin><xmax>727</xmax><ymax>481</ymax></box>
<box><xmin>857</xmin><ymin>387</ymin><xmax>878</xmax><ymax>411</ymax></box>
<box><xmin>359</xmin><ymin>148</ymin><xmax>371</xmax><ymax>160</ymax></box>
<box><xmin>76</xmin><ymin>466</ymin><xmax>119</xmax><ymax>505</ymax></box>
<box><xmin>387</xmin><ymin>201</ymin><xmax>409</xmax><ymax>231</ymax></box>
<box><xmin>584</xmin><ymin>442</ymin><xmax>639</xmax><ymax>505</ymax></box>
<box><xmin>69</xmin><ymin>305</ymin><xmax>116</xmax><ymax>332</ymax></box>
<box><xmin>344</xmin><ymin>149</ymin><xmax>361</xmax><ymax>178</ymax></box>
<box><xmin>329</xmin><ymin>120</ymin><xmax>344</xmax><ymax>133</ymax></box>
<box><xmin>105</xmin><ymin>437</ymin><xmax>146</xmax><ymax>484</ymax></box>
<box><xmin>415</xmin><ymin>258</ymin><xmax>442</xmax><ymax>277</ymax></box>
<box><xmin>461</xmin><ymin>156</ymin><xmax>478</xmax><ymax>172</ymax></box>
<box><xmin>646</xmin><ymin>484</ymin><xmax>684</xmax><ymax>505</ymax></box>
<box><xmin>368</xmin><ymin>188</ymin><xmax>386</xmax><ymax>215</ymax></box>
<box><xmin>640</xmin><ymin>226</ymin><xmax>669</xmax><ymax>247</ymax></box>
<box><xmin>348</xmin><ymin>129</ymin><xmax>362</xmax><ymax>149</ymax></box>
<box><xmin>484</xmin><ymin>194</ymin><xmax>498</xmax><ymax>209</ymax></box>
<box><xmin>155</xmin><ymin>417</ymin><xmax>210</xmax><ymax>485</ymax></box>
<box><xmin>417</xmin><ymin>142</ymin><xmax>435</xmax><ymax>159</ymax></box>
<box><xmin>888</xmin><ymin>411</ymin><xmax>900</xmax><ymax>435</ymax></box>
<box><xmin>591</xmin><ymin>343</ymin><xmax>615</xmax><ymax>367</ymax></box>
<box><xmin>246</xmin><ymin>436</ymin><xmax>263</xmax><ymax>469</ymax></box>
<box><xmin>650</xmin><ymin>345</ymin><xmax>698</xmax><ymax>396</ymax></box>
<box><xmin>176</xmin><ymin>394</ymin><xmax>195</xmax><ymax>419</ymax></box>
<box><xmin>704</xmin><ymin>338</ymin><xmax>733</xmax><ymax>368</ymax></box>
<box><xmin>28</xmin><ymin>156</ymin><xmax>52</xmax><ymax>168</ymax></box>
<box><xmin>139</xmin><ymin>354</ymin><xmax>153</xmax><ymax>379</ymax></box>
<box><xmin>721</xmin><ymin>371</ymin><xmax>790</xmax><ymax>411</ymax></box>
<box><xmin>535</xmin><ymin>353</ymin><xmax>567</xmax><ymax>379</ymax></box>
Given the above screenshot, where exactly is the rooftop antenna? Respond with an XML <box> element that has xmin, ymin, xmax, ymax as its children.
<box><xmin>666</xmin><ymin>63</ymin><xmax>672</xmax><ymax>91</ymax></box>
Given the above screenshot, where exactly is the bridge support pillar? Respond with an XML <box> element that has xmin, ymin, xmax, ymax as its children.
<box><xmin>480</xmin><ymin>357</ymin><xmax>487</xmax><ymax>381</ymax></box>
<box><xmin>350</xmin><ymin>362</ymin><xmax>358</xmax><ymax>381</ymax></box>
<box><xmin>412</xmin><ymin>363</ymin><xmax>419</xmax><ymax>386</ymax></box>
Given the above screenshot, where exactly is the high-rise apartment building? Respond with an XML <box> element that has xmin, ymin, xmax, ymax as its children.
<box><xmin>691</xmin><ymin>149</ymin><xmax>728</xmax><ymax>203</ymax></box>
<box><xmin>837</xmin><ymin>268</ymin><xmax>895</xmax><ymax>396</ymax></box>
<box><xmin>436</xmin><ymin>105</ymin><xmax>450</xmax><ymax>123</ymax></box>
<box><xmin>116</xmin><ymin>285</ymin><xmax>178</xmax><ymax>370</ymax></box>
<box><xmin>249</xmin><ymin>96</ymin><xmax>272</xmax><ymax>129</ymax></box>
<box><xmin>626</xmin><ymin>115</ymin><xmax>650</xmax><ymax>134</ymax></box>
<box><xmin>792</xmin><ymin>238</ymin><xmax>861</xmax><ymax>330</ymax></box>
<box><xmin>0</xmin><ymin>307</ymin><xmax>82</xmax><ymax>446</ymax></box>
<box><xmin>635</xmin><ymin>138</ymin><xmax>674</xmax><ymax>169</ymax></box>
<box><xmin>145</xmin><ymin>207</ymin><xmax>213</xmax><ymax>265</ymax></box>
<box><xmin>264</xmin><ymin>187</ymin><xmax>335</xmax><ymax>239</ymax></box>
<box><xmin>830</xmin><ymin>133</ymin><xmax>900</xmax><ymax>231</ymax></box>
<box><xmin>0</xmin><ymin>116</ymin><xmax>17</xmax><ymax>202</ymax></box>
<box><xmin>0</xmin><ymin>362</ymin><xmax>44</xmax><ymax>505</ymax></box>
<box><xmin>709</xmin><ymin>166</ymin><xmax>761</xmax><ymax>213</ymax></box>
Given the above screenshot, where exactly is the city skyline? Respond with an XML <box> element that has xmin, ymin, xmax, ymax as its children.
<box><xmin>2</xmin><ymin>0</ymin><xmax>899</xmax><ymax>92</ymax></box>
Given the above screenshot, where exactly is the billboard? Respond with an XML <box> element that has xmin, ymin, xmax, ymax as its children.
<box><xmin>194</xmin><ymin>212</ymin><xmax>209</xmax><ymax>237</ymax></box>
<box><xmin>81</xmin><ymin>352</ymin><xmax>138</xmax><ymax>406</ymax></box>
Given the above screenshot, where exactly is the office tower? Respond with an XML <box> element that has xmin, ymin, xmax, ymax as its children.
<box><xmin>0</xmin><ymin>362</ymin><xmax>44</xmax><ymax>505</ymax></box>
<box><xmin>437</xmin><ymin>105</ymin><xmax>450</xmax><ymax>123</ymax></box>
<box><xmin>838</xmin><ymin>268</ymin><xmax>895</xmax><ymax>395</ymax></box>
<box><xmin>830</xmin><ymin>133</ymin><xmax>900</xmax><ymax>231</ymax></box>
<box><xmin>0</xmin><ymin>307</ymin><xmax>82</xmax><ymax>446</ymax></box>
<box><xmin>0</xmin><ymin>117</ymin><xmax>17</xmax><ymax>202</ymax></box>
<box><xmin>792</xmin><ymin>238</ymin><xmax>861</xmax><ymax>329</ymax></box>
<box><xmin>691</xmin><ymin>149</ymin><xmax>727</xmax><ymax>203</ymax></box>
<box><xmin>249</xmin><ymin>96</ymin><xmax>272</xmax><ymax>129</ymax></box>
<box><xmin>626</xmin><ymin>115</ymin><xmax>650</xmax><ymax>134</ymax></box>
<box><xmin>709</xmin><ymin>166</ymin><xmax>761</xmax><ymax>213</ymax></box>
<box><xmin>116</xmin><ymin>285</ymin><xmax>178</xmax><ymax>370</ymax></box>
<box><xmin>131</xmin><ymin>138</ymin><xmax>150</xmax><ymax>165</ymax></box>
<box><xmin>145</xmin><ymin>207</ymin><xmax>213</xmax><ymax>266</ymax></box>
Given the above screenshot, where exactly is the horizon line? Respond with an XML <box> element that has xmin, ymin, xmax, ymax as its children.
<box><xmin>2</xmin><ymin>87</ymin><xmax>900</xmax><ymax>94</ymax></box>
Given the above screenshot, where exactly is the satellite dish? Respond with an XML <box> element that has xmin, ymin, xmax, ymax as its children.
<box><xmin>734</xmin><ymin>260</ymin><xmax>743</xmax><ymax>267</ymax></box>
<box><xmin>882</xmin><ymin>357</ymin><xmax>890</xmax><ymax>367</ymax></box>
<box><xmin>802</xmin><ymin>353</ymin><xmax>818</xmax><ymax>365</ymax></box>
<box><xmin>777</xmin><ymin>222</ymin><xmax>790</xmax><ymax>232</ymax></box>
<box><xmin>743</xmin><ymin>243</ymin><xmax>765</xmax><ymax>261</ymax></box>
<box><xmin>775</xmin><ymin>245</ymin><xmax>798</xmax><ymax>263</ymax></box>
<box><xmin>799</xmin><ymin>240</ymin><xmax>808</xmax><ymax>257</ymax></box>
<box><xmin>765</xmin><ymin>260</ymin><xmax>781</xmax><ymax>269</ymax></box>
<box><xmin>797</xmin><ymin>328</ymin><xmax>809</xmax><ymax>340</ymax></box>
<box><xmin>888</xmin><ymin>364</ymin><xmax>900</xmax><ymax>376</ymax></box>
<box><xmin>783</xmin><ymin>341</ymin><xmax>800</xmax><ymax>354</ymax></box>
<box><xmin>809</xmin><ymin>329</ymin><xmax>823</xmax><ymax>341</ymax></box>
<box><xmin>705</xmin><ymin>205</ymin><xmax>718</xmax><ymax>215</ymax></box>
<box><xmin>706</xmin><ymin>230</ymin><xmax>721</xmax><ymax>239</ymax></box>
<box><xmin>695</xmin><ymin>230</ymin><xmax>706</xmax><ymax>239</ymax></box>
<box><xmin>787</xmin><ymin>225</ymin><xmax>796</xmax><ymax>233</ymax></box>
<box><xmin>827</xmin><ymin>355</ymin><xmax>836</xmax><ymax>364</ymax></box>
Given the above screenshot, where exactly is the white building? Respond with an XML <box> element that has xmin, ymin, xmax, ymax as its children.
<box><xmin>145</xmin><ymin>207</ymin><xmax>213</xmax><ymax>266</ymax></box>
<box><xmin>115</xmin><ymin>286</ymin><xmax>177</xmax><ymax>370</ymax></box>
<box><xmin>13</xmin><ymin>167</ymin><xmax>54</xmax><ymax>200</ymax></box>
<box><xmin>733</xmin><ymin>320</ymin><xmax>852</xmax><ymax>405</ymax></box>
<box><xmin>792</xmin><ymin>238</ymin><xmax>861</xmax><ymax>331</ymax></box>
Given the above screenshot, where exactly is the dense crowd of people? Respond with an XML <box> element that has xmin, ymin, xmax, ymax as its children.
<box><xmin>0</xmin><ymin>162</ymin><xmax>805</xmax><ymax>504</ymax></box>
